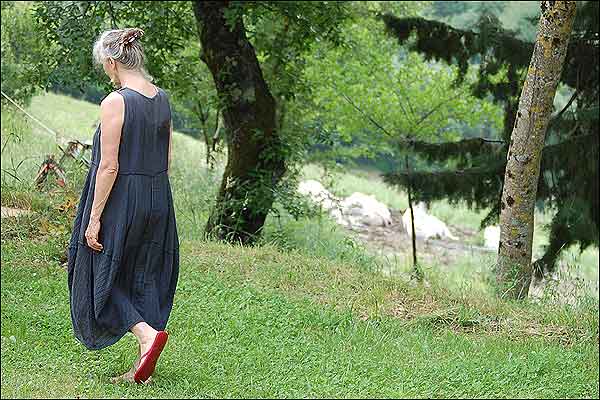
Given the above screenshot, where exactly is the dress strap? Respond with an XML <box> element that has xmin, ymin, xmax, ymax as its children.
<box><xmin>98</xmin><ymin>87</ymin><xmax>127</xmax><ymax>103</ymax></box>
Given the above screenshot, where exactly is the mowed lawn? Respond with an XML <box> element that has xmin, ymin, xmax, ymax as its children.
<box><xmin>1</xmin><ymin>236</ymin><xmax>598</xmax><ymax>398</ymax></box>
<box><xmin>1</xmin><ymin>92</ymin><xmax>599</xmax><ymax>398</ymax></box>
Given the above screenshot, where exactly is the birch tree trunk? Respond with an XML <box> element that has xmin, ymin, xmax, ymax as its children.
<box><xmin>496</xmin><ymin>1</ymin><xmax>576</xmax><ymax>299</ymax></box>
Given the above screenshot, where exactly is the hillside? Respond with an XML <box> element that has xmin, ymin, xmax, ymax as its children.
<box><xmin>1</xmin><ymin>92</ymin><xmax>598</xmax><ymax>398</ymax></box>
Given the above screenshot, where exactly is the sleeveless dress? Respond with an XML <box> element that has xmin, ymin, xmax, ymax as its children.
<box><xmin>67</xmin><ymin>86</ymin><xmax>179</xmax><ymax>350</ymax></box>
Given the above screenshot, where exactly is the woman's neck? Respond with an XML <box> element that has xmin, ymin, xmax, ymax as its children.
<box><xmin>118</xmin><ymin>71</ymin><xmax>151</xmax><ymax>91</ymax></box>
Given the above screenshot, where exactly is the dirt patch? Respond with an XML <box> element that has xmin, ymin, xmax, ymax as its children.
<box><xmin>339</xmin><ymin>208</ymin><xmax>493</xmax><ymax>266</ymax></box>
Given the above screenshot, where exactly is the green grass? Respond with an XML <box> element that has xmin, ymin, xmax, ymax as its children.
<box><xmin>1</xmin><ymin>92</ymin><xmax>599</xmax><ymax>398</ymax></box>
<box><xmin>2</xmin><ymin>237</ymin><xmax>598</xmax><ymax>398</ymax></box>
<box><xmin>28</xmin><ymin>91</ymin><xmax>102</xmax><ymax>142</ymax></box>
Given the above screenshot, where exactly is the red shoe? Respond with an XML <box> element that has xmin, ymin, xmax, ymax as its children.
<box><xmin>134</xmin><ymin>331</ymin><xmax>169</xmax><ymax>384</ymax></box>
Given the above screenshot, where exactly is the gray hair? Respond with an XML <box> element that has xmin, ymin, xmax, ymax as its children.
<box><xmin>92</xmin><ymin>27</ymin><xmax>153</xmax><ymax>81</ymax></box>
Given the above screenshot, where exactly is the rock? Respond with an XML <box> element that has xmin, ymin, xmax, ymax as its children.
<box><xmin>297</xmin><ymin>182</ymin><xmax>393</xmax><ymax>229</ymax></box>
<box><xmin>484</xmin><ymin>225</ymin><xmax>501</xmax><ymax>250</ymax></box>
<box><xmin>297</xmin><ymin>180</ymin><xmax>341</xmax><ymax>211</ymax></box>
<box><xmin>402</xmin><ymin>202</ymin><xmax>458</xmax><ymax>241</ymax></box>
<box><xmin>339</xmin><ymin>192</ymin><xmax>392</xmax><ymax>227</ymax></box>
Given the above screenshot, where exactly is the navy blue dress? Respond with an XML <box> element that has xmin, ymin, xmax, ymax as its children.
<box><xmin>67</xmin><ymin>86</ymin><xmax>179</xmax><ymax>350</ymax></box>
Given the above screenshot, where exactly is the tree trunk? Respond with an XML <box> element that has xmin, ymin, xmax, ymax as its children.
<box><xmin>496</xmin><ymin>1</ymin><xmax>576</xmax><ymax>299</ymax></box>
<box><xmin>193</xmin><ymin>1</ymin><xmax>286</xmax><ymax>245</ymax></box>
<box><xmin>404</xmin><ymin>155</ymin><xmax>421</xmax><ymax>280</ymax></box>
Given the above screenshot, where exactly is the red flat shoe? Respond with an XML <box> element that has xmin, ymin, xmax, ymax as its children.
<box><xmin>134</xmin><ymin>331</ymin><xmax>169</xmax><ymax>384</ymax></box>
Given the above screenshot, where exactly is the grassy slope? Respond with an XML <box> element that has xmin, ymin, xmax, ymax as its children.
<box><xmin>1</xmin><ymin>92</ymin><xmax>598</xmax><ymax>398</ymax></box>
<box><xmin>2</xmin><ymin>239</ymin><xmax>598</xmax><ymax>398</ymax></box>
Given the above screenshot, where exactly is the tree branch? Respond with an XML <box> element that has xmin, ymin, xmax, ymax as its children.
<box><xmin>336</xmin><ymin>88</ymin><xmax>395</xmax><ymax>138</ymax></box>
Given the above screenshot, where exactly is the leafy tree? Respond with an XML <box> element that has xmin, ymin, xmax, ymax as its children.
<box><xmin>193</xmin><ymin>1</ymin><xmax>353</xmax><ymax>244</ymax></box>
<box><xmin>297</xmin><ymin>1</ymin><xmax>502</xmax><ymax>174</ymax></box>
<box><xmin>1</xmin><ymin>1</ymin><xmax>52</xmax><ymax>106</ymax></box>
<box><xmin>381</xmin><ymin>1</ymin><xmax>599</xmax><ymax>288</ymax></box>
<box><xmin>34</xmin><ymin>0</ymin><xmax>352</xmax><ymax>244</ymax></box>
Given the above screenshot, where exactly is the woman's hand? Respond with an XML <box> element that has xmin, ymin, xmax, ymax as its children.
<box><xmin>85</xmin><ymin>215</ymin><xmax>104</xmax><ymax>252</ymax></box>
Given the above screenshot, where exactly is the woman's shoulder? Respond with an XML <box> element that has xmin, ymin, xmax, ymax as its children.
<box><xmin>100</xmin><ymin>90</ymin><xmax>125</xmax><ymax>108</ymax></box>
<box><xmin>156</xmin><ymin>86</ymin><xmax>172</xmax><ymax>111</ymax></box>
<box><xmin>98</xmin><ymin>88</ymin><xmax>127</xmax><ymax>105</ymax></box>
<box><xmin>100</xmin><ymin>91</ymin><xmax>125</xmax><ymax>109</ymax></box>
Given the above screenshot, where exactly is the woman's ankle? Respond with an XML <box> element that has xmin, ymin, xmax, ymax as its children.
<box><xmin>130</xmin><ymin>321</ymin><xmax>157</xmax><ymax>344</ymax></box>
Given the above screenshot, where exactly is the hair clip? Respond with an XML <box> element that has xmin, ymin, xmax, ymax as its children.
<box><xmin>120</xmin><ymin>29</ymin><xmax>144</xmax><ymax>48</ymax></box>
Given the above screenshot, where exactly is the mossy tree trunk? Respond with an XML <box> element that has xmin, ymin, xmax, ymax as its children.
<box><xmin>193</xmin><ymin>1</ymin><xmax>286</xmax><ymax>245</ymax></box>
<box><xmin>496</xmin><ymin>1</ymin><xmax>576</xmax><ymax>299</ymax></box>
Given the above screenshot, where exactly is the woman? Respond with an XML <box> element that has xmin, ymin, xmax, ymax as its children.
<box><xmin>67</xmin><ymin>27</ymin><xmax>179</xmax><ymax>384</ymax></box>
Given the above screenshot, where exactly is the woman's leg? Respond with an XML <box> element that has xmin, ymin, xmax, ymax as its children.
<box><xmin>130</xmin><ymin>321</ymin><xmax>159</xmax><ymax>359</ymax></box>
<box><xmin>110</xmin><ymin>321</ymin><xmax>158</xmax><ymax>384</ymax></box>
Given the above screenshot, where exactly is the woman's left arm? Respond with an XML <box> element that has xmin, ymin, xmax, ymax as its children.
<box><xmin>85</xmin><ymin>92</ymin><xmax>124</xmax><ymax>252</ymax></box>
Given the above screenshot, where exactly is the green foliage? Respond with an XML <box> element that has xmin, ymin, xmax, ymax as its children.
<box><xmin>297</xmin><ymin>2</ymin><xmax>502</xmax><ymax>173</ymax></box>
<box><xmin>421</xmin><ymin>1</ymin><xmax>541</xmax><ymax>42</ymax></box>
<box><xmin>34</xmin><ymin>1</ymin><xmax>197</xmax><ymax>92</ymax></box>
<box><xmin>244</xmin><ymin>1</ymin><xmax>354</xmax><ymax>102</ymax></box>
<box><xmin>384</xmin><ymin>164</ymin><xmax>505</xmax><ymax>220</ymax></box>
<box><xmin>381</xmin><ymin>13</ymin><xmax>532</xmax><ymax>111</ymax></box>
<box><xmin>403</xmin><ymin>137</ymin><xmax>505</xmax><ymax>168</ymax></box>
<box><xmin>382</xmin><ymin>2</ymin><xmax>599</xmax><ymax>137</ymax></box>
<box><xmin>1</xmin><ymin>1</ymin><xmax>52</xmax><ymax>106</ymax></box>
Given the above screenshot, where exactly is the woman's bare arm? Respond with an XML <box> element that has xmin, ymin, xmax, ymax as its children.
<box><xmin>89</xmin><ymin>92</ymin><xmax>124</xmax><ymax>221</ymax></box>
